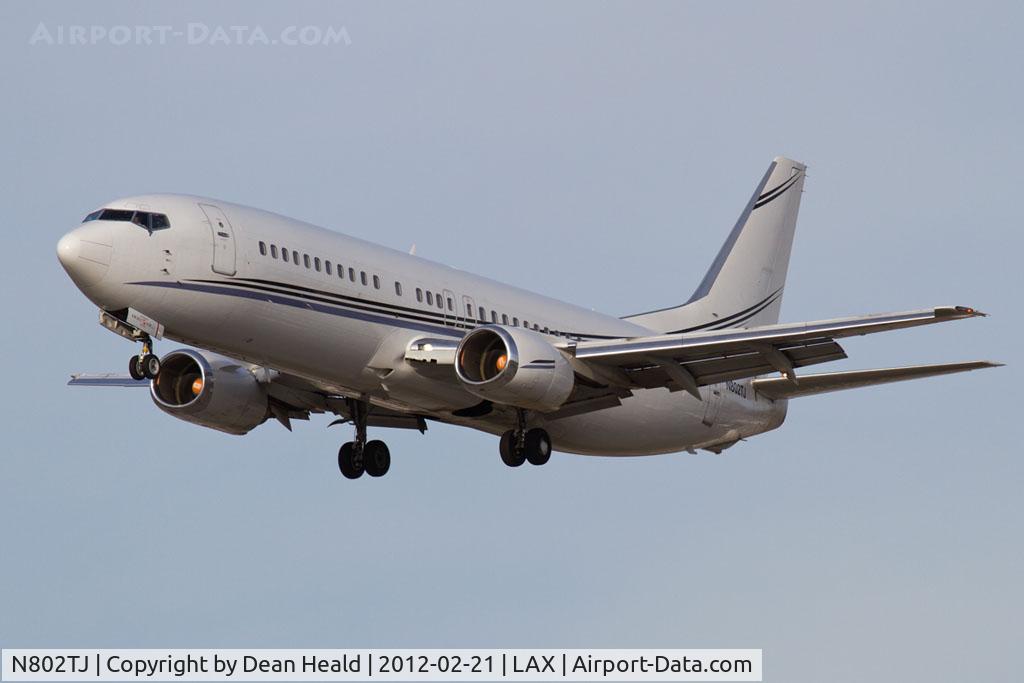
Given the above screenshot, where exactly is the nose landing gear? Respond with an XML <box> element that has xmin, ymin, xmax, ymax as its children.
<box><xmin>128</xmin><ymin>337</ymin><xmax>161</xmax><ymax>380</ymax></box>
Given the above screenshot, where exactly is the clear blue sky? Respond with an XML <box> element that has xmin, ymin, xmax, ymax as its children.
<box><xmin>0</xmin><ymin>2</ymin><xmax>1019</xmax><ymax>681</ymax></box>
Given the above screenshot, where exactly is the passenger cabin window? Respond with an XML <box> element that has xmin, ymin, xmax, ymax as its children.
<box><xmin>360</xmin><ymin>271</ymin><xmax>368</xmax><ymax>286</ymax></box>
<box><xmin>270</xmin><ymin>245</ymin><xmax>278</xmax><ymax>258</ymax></box>
<box><xmin>325</xmin><ymin>260</ymin><xmax>332</xmax><ymax>275</ymax></box>
<box><xmin>416</xmin><ymin>288</ymin><xmax>423</xmax><ymax>303</ymax></box>
<box><xmin>314</xmin><ymin>257</ymin><xmax>321</xmax><ymax>272</ymax></box>
<box><xmin>513</xmin><ymin>317</ymin><xmax>519</xmax><ymax>326</ymax></box>
<box><xmin>373</xmin><ymin>275</ymin><xmax>380</xmax><ymax>289</ymax></box>
<box><xmin>349</xmin><ymin>268</ymin><xmax>356</xmax><ymax>282</ymax></box>
<box><xmin>491</xmin><ymin>310</ymin><xmax>497</xmax><ymax>323</ymax></box>
<box><xmin>467</xmin><ymin>303</ymin><xmax>473</xmax><ymax>318</ymax></box>
<box><xmin>436</xmin><ymin>295</ymin><xmax>443</xmax><ymax>310</ymax></box>
<box><xmin>259</xmin><ymin>241</ymin><xmax>267</xmax><ymax>256</ymax></box>
<box><xmin>395</xmin><ymin>282</ymin><xmax>403</xmax><ymax>296</ymax></box>
<box><xmin>479</xmin><ymin>306</ymin><xmax>486</xmax><ymax>320</ymax></box>
<box><xmin>281</xmin><ymin>249</ymin><xmax>289</xmax><ymax>263</ymax></box>
<box><xmin>293</xmin><ymin>250</ymin><xmax>300</xmax><ymax>265</ymax></box>
<box><xmin>303</xmin><ymin>254</ymin><xmax>311</xmax><ymax>269</ymax></box>
<box><xmin>502</xmin><ymin>314</ymin><xmax>509</xmax><ymax>325</ymax></box>
<box><xmin>426</xmin><ymin>291</ymin><xmax>433</xmax><ymax>306</ymax></box>
<box><xmin>447</xmin><ymin>297</ymin><xmax>453</xmax><ymax>311</ymax></box>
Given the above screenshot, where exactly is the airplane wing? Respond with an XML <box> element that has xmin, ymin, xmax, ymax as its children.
<box><xmin>69</xmin><ymin>305</ymin><xmax>989</xmax><ymax>427</ymax></box>
<box><xmin>568</xmin><ymin>305</ymin><xmax>986</xmax><ymax>398</ymax></box>
<box><xmin>750</xmin><ymin>361</ymin><xmax>1001</xmax><ymax>400</ymax></box>
<box><xmin>69</xmin><ymin>368</ymin><xmax>429</xmax><ymax>432</ymax></box>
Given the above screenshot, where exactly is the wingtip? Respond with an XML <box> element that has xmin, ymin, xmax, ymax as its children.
<box><xmin>964</xmin><ymin>360</ymin><xmax>1004</xmax><ymax>370</ymax></box>
<box><xmin>935</xmin><ymin>305</ymin><xmax>987</xmax><ymax>318</ymax></box>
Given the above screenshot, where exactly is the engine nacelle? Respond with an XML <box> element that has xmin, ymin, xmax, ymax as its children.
<box><xmin>455</xmin><ymin>325</ymin><xmax>574</xmax><ymax>412</ymax></box>
<box><xmin>150</xmin><ymin>349</ymin><xmax>269</xmax><ymax>435</ymax></box>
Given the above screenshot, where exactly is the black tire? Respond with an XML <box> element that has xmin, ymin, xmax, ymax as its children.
<box><xmin>128</xmin><ymin>356</ymin><xmax>146</xmax><ymax>381</ymax></box>
<box><xmin>364</xmin><ymin>440</ymin><xmax>391</xmax><ymax>477</ymax></box>
<box><xmin>337</xmin><ymin>442</ymin><xmax>364</xmax><ymax>479</ymax></box>
<box><xmin>141</xmin><ymin>354</ymin><xmax>161</xmax><ymax>379</ymax></box>
<box><xmin>499</xmin><ymin>430</ymin><xmax>525</xmax><ymax>467</ymax></box>
<box><xmin>524</xmin><ymin>428</ymin><xmax>552</xmax><ymax>466</ymax></box>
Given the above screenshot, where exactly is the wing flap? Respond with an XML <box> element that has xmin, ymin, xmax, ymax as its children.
<box><xmin>751</xmin><ymin>361</ymin><xmax>1001</xmax><ymax>400</ymax></box>
<box><xmin>623</xmin><ymin>341</ymin><xmax>846</xmax><ymax>390</ymax></box>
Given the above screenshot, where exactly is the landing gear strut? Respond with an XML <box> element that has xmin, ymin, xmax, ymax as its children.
<box><xmin>337</xmin><ymin>399</ymin><xmax>391</xmax><ymax>479</ymax></box>
<box><xmin>128</xmin><ymin>336</ymin><xmax>160</xmax><ymax>380</ymax></box>
<box><xmin>499</xmin><ymin>410</ymin><xmax>552</xmax><ymax>467</ymax></box>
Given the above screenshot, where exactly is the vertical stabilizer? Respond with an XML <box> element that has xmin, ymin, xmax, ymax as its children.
<box><xmin>626</xmin><ymin>157</ymin><xmax>806</xmax><ymax>333</ymax></box>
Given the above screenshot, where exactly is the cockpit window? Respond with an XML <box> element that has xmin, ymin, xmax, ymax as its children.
<box><xmin>85</xmin><ymin>209</ymin><xmax>132</xmax><ymax>222</ymax></box>
<box><xmin>83</xmin><ymin>208</ymin><xmax>171</xmax><ymax>231</ymax></box>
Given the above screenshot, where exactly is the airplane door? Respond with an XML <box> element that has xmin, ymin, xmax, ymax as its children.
<box><xmin>462</xmin><ymin>295</ymin><xmax>476</xmax><ymax>327</ymax></box>
<box><xmin>442</xmin><ymin>289</ymin><xmax>457</xmax><ymax>327</ymax></box>
<box><xmin>701</xmin><ymin>384</ymin><xmax>724</xmax><ymax>426</ymax></box>
<box><xmin>199</xmin><ymin>203</ymin><xmax>237</xmax><ymax>276</ymax></box>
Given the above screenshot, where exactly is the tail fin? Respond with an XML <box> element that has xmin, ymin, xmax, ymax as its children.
<box><xmin>626</xmin><ymin>156</ymin><xmax>806</xmax><ymax>333</ymax></box>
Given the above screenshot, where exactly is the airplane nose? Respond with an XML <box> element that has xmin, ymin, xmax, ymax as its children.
<box><xmin>56</xmin><ymin>230</ymin><xmax>81</xmax><ymax>266</ymax></box>
<box><xmin>57</xmin><ymin>227</ymin><xmax>112</xmax><ymax>288</ymax></box>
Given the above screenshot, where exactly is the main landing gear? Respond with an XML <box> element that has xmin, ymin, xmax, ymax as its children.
<box><xmin>337</xmin><ymin>399</ymin><xmax>391</xmax><ymax>480</ymax></box>
<box><xmin>127</xmin><ymin>336</ymin><xmax>161</xmax><ymax>380</ymax></box>
<box><xmin>499</xmin><ymin>410</ymin><xmax>552</xmax><ymax>467</ymax></box>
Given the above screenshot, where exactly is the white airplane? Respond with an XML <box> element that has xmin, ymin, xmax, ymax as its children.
<box><xmin>59</xmin><ymin>157</ymin><xmax>999</xmax><ymax>479</ymax></box>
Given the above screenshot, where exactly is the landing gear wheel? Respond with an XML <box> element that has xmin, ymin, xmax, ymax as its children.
<box><xmin>364</xmin><ymin>440</ymin><xmax>391</xmax><ymax>477</ymax></box>
<box><xmin>141</xmin><ymin>354</ymin><xmax>161</xmax><ymax>379</ymax></box>
<box><xmin>128</xmin><ymin>355</ymin><xmax>146</xmax><ymax>381</ymax></box>
<box><xmin>524</xmin><ymin>428</ymin><xmax>552</xmax><ymax>466</ymax></box>
<box><xmin>337</xmin><ymin>442</ymin><xmax>364</xmax><ymax>479</ymax></box>
<box><xmin>499</xmin><ymin>430</ymin><xmax>526</xmax><ymax>467</ymax></box>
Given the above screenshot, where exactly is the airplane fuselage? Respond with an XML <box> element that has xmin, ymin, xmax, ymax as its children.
<box><xmin>58</xmin><ymin>193</ymin><xmax>787</xmax><ymax>455</ymax></box>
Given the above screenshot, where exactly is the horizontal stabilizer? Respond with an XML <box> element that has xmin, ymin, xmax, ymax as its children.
<box><xmin>751</xmin><ymin>361</ymin><xmax>1001</xmax><ymax>400</ymax></box>
<box><xmin>69</xmin><ymin>373</ymin><xmax>148</xmax><ymax>387</ymax></box>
